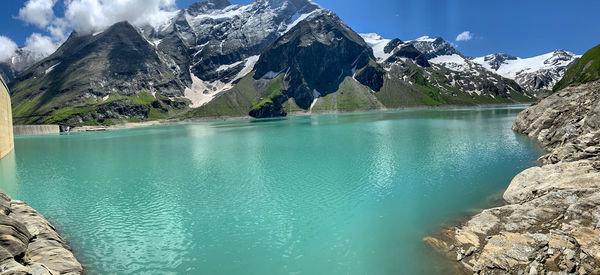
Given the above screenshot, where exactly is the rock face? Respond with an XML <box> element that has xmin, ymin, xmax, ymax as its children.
<box><xmin>253</xmin><ymin>13</ymin><xmax>383</xmax><ymax>110</ymax></box>
<box><xmin>425</xmin><ymin>79</ymin><xmax>600</xmax><ymax>274</ymax></box>
<box><xmin>513</xmin><ymin>80</ymin><xmax>600</xmax><ymax>164</ymax></box>
<box><xmin>0</xmin><ymin>190</ymin><xmax>83</xmax><ymax>274</ymax></box>
<box><xmin>10</xmin><ymin>22</ymin><xmax>188</xmax><ymax>126</ymax></box>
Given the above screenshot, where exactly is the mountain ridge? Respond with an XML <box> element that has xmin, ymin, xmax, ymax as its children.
<box><xmin>8</xmin><ymin>0</ymin><xmax>546</xmax><ymax>125</ymax></box>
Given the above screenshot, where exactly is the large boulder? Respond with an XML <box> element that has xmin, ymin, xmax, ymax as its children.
<box><xmin>0</xmin><ymin>191</ymin><xmax>83</xmax><ymax>274</ymax></box>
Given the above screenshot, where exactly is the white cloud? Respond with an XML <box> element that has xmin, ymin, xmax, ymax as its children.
<box><xmin>0</xmin><ymin>36</ymin><xmax>18</xmax><ymax>62</ymax></box>
<box><xmin>455</xmin><ymin>31</ymin><xmax>473</xmax><ymax>42</ymax></box>
<box><xmin>10</xmin><ymin>0</ymin><xmax>179</xmax><ymax>64</ymax></box>
<box><xmin>18</xmin><ymin>0</ymin><xmax>57</xmax><ymax>29</ymax></box>
<box><xmin>24</xmin><ymin>33</ymin><xmax>60</xmax><ymax>60</ymax></box>
<box><xmin>64</xmin><ymin>0</ymin><xmax>178</xmax><ymax>34</ymax></box>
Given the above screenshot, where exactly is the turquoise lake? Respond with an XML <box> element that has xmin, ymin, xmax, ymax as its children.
<box><xmin>0</xmin><ymin>106</ymin><xmax>543</xmax><ymax>274</ymax></box>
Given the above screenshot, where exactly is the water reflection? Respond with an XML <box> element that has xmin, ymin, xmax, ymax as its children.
<box><xmin>0</xmin><ymin>150</ymin><xmax>17</xmax><ymax>194</ymax></box>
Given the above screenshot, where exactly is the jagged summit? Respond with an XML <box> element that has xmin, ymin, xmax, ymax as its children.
<box><xmin>409</xmin><ymin>36</ymin><xmax>461</xmax><ymax>59</ymax></box>
<box><xmin>8</xmin><ymin>0</ymin><xmax>541</xmax><ymax>125</ymax></box>
<box><xmin>472</xmin><ymin>50</ymin><xmax>581</xmax><ymax>94</ymax></box>
<box><xmin>188</xmin><ymin>0</ymin><xmax>233</xmax><ymax>14</ymax></box>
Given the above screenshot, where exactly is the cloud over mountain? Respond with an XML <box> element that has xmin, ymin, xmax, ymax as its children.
<box><xmin>0</xmin><ymin>36</ymin><xmax>18</xmax><ymax>62</ymax></box>
<box><xmin>11</xmin><ymin>0</ymin><xmax>179</xmax><ymax>63</ymax></box>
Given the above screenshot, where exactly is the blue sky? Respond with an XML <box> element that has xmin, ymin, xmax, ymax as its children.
<box><xmin>1</xmin><ymin>0</ymin><xmax>599</xmax><ymax>58</ymax></box>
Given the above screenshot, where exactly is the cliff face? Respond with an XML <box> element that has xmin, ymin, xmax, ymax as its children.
<box><xmin>0</xmin><ymin>77</ymin><xmax>13</xmax><ymax>159</ymax></box>
<box><xmin>513</xmin><ymin>80</ymin><xmax>600</xmax><ymax>164</ymax></box>
<box><xmin>425</xmin><ymin>80</ymin><xmax>600</xmax><ymax>274</ymax></box>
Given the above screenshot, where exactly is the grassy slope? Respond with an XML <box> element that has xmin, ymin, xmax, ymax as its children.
<box><xmin>186</xmin><ymin>73</ymin><xmax>271</xmax><ymax>118</ymax></box>
<box><xmin>191</xmin><ymin>68</ymin><xmax>534</xmax><ymax>119</ymax></box>
<box><xmin>19</xmin><ymin>91</ymin><xmax>183</xmax><ymax>126</ymax></box>
<box><xmin>310</xmin><ymin>77</ymin><xmax>383</xmax><ymax>112</ymax></box>
<box><xmin>554</xmin><ymin>43</ymin><xmax>600</xmax><ymax>91</ymax></box>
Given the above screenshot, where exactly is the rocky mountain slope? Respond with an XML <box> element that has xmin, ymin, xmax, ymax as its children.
<box><xmin>0</xmin><ymin>46</ymin><xmax>61</xmax><ymax>82</ymax></box>
<box><xmin>9</xmin><ymin>0</ymin><xmax>541</xmax><ymax>125</ymax></box>
<box><xmin>472</xmin><ymin>50</ymin><xmax>581</xmax><ymax>96</ymax></box>
<box><xmin>361</xmin><ymin>33</ymin><xmax>535</xmax><ymax>105</ymax></box>
<box><xmin>10</xmin><ymin>0</ymin><xmax>326</xmax><ymax>125</ymax></box>
<box><xmin>425</xmin><ymin>44</ymin><xmax>600</xmax><ymax>274</ymax></box>
<box><xmin>554</xmin><ymin>43</ymin><xmax>600</xmax><ymax>92</ymax></box>
<box><xmin>142</xmin><ymin>0</ymin><xmax>326</xmax><ymax>107</ymax></box>
<box><xmin>10</xmin><ymin>22</ymin><xmax>187</xmax><ymax>126</ymax></box>
<box><xmin>188</xmin><ymin>13</ymin><xmax>386</xmax><ymax>118</ymax></box>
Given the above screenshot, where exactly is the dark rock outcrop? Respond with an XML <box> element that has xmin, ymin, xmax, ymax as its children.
<box><xmin>383</xmin><ymin>38</ymin><xmax>403</xmax><ymax>54</ymax></box>
<box><xmin>385</xmin><ymin>44</ymin><xmax>430</xmax><ymax>67</ymax></box>
<box><xmin>253</xmin><ymin>14</ymin><xmax>383</xmax><ymax>110</ymax></box>
<box><xmin>0</xmin><ymin>190</ymin><xmax>82</xmax><ymax>274</ymax></box>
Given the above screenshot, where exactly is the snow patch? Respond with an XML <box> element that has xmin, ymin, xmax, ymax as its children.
<box><xmin>217</xmin><ymin>60</ymin><xmax>244</xmax><ymax>72</ymax></box>
<box><xmin>261</xmin><ymin>70</ymin><xmax>281</xmax><ymax>79</ymax></box>
<box><xmin>45</xmin><ymin>63</ymin><xmax>60</xmax><ymax>74</ymax></box>
<box><xmin>235</xmin><ymin>55</ymin><xmax>259</xmax><ymax>80</ymax></box>
<box><xmin>309</xmin><ymin>89</ymin><xmax>321</xmax><ymax>111</ymax></box>
<box><xmin>472</xmin><ymin>51</ymin><xmax>582</xmax><ymax>79</ymax></box>
<box><xmin>183</xmin><ymin>55</ymin><xmax>260</xmax><ymax>108</ymax></box>
<box><xmin>429</xmin><ymin>54</ymin><xmax>469</xmax><ymax>72</ymax></box>
<box><xmin>359</xmin><ymin>33</ymin><xmax>392</xmax><ymax>61</ymax></box>
<box><xmin>184</xmin><ymin>74</ymin><xmax>232</xmax><ymax>108</ymax></box>
<box><xmin>414</xmin><ymin>36</ymin><xmax>436</xmax><ymax>42</ymax></box>
<box><xmin>285</xmin><ymin>8</ymin><xmax>321</xmax><ymax>33</ymax></box>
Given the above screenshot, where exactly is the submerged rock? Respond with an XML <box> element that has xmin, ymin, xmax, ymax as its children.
<box><xmin>0</xmin><ymin>191</ymin><xmax>82</xmax><ymax>274</ymax></box>
<box><xmin>426</xmin><ymin>80</ymin><xmax>600</xmax><ymax>274</ymax></box>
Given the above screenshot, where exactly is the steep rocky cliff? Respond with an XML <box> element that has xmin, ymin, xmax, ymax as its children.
<box><xmin>0</xmin><ymin>77</ymin><xmax>13</xmax><ymax>159</ymax></box>
<box><xmin>424</xmin><ymin>72</ymin><xmax>600</xmax><ymax>273</ymax></box>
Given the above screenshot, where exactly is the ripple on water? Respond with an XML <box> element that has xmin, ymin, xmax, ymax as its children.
<box><xmin>0</xmin><ymin>107</ymin><xmax>543</xmax><ymax>274</ymax></box>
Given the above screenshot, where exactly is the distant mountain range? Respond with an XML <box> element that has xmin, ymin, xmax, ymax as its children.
<box><xmin>4</xmin><ymin>0</ymin><xmax>582</xmax><ymax>125</ymax></box>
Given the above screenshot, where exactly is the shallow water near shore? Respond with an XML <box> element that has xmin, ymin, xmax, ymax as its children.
<box><xmin>0</xmin><ymin>106</ymin><xmax>543</xmax><ymax>274</ymax></box>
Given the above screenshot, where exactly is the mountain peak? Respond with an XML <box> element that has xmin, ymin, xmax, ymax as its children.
<box><xmin>409</xmin><ymin>36</ymin><xmax>460</xmax><ymax>59</ymax></box>
<box><xmin>188</xmin><ymin>0</ymin><xmax>232</xmax><ymax>14</ymax></box>
<box><xmin>415</xmin><ymin>36</ymin><xmax>435</xmax><ymax>42</ymax></box>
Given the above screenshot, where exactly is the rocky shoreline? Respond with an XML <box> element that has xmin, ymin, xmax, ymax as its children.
<box><xmin>0</xmin><ymin>190</ymin><xmax>82</xmax><ymax>274</ymax></box>
<box><xmin>425</xmin><ymin>80</ymin><xmax>600</xmax><ymax>274</ymax></box>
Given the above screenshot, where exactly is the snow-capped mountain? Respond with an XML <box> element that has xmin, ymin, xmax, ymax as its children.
<box><xmin>10</xmin><ymin>0</ymin><xmax>331</xmax><ymax>125</ymax></box>
<box><xmin>366</xmin><ymin>32</ymin><xmax>579</xmax><ymax>97</ymax></box>
<box><xmin>0</xmin><ymin>46</ymin><xmax>61</xmax><ymax>82</ymax></box>
<box><xmin>142</xmin><ymin>0</ymin><xmax>327</xmax><ymax>107</ymax></box>
<box><xmin>9</xmin><ymin>0</ymin><xmax>539</xmax><ymax>125</ymax></box>
<box><xmin>472</xmin><ymin>50</ymin><xmax>581</xmax><ymax>95</ymax></box>
<box><xmin>361</xmin><ymin>33</ymin><xmax>531</xmax><ymax>100</ymax></box>
<box><xmin>409</xmin><ymin>36</ymin><xmax>461</xmax><ymax>59</ymax></box>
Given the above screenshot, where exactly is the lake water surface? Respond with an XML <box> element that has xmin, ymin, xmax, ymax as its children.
<box><xmin>0</xmin><ymin>106</ymin><xmax>543</xmax><ymax>274</ymax></box>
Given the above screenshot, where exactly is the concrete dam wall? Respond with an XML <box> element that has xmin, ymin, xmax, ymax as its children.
<box><xmin>13</xmin><ymin>125</ymin><xmax>60</xmax><ymax>136</ymax></box>
<box><xmin>0</xmin><ymin>77</ymin><xmax>13</xmax><ymax>159</ymax></box>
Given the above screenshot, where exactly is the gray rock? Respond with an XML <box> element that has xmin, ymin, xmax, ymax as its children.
<box><xmin>425</xmin><ymin>80</ymin><xmax>600</xmax><ymax>274</ymax></box>
<box><xmin>0</xmin><ymin>191</ymin><xmax>82</xmax><ymax>274</ymax></box>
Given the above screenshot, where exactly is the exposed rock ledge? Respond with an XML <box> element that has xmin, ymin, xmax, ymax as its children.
<box><xmin>0</xmin><ymin>191</ymin><xmax>82</xmax><ymax>274</ymax></box>
<box><xmin>426</xmin><ymin>80</ymin><xmax>600</xmax><ymax>274</ymax></box>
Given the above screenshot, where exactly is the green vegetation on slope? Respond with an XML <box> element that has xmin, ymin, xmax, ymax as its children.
<box><xmin>310</xmin><ymin>77</ymin><xmax>383</xmax><ymax>112</ymax></box>
<box><xmin>554</xmin><ymin>44</ymin><xmax>600</xmax><ymax>91</ymax></box>
<box><xmin>249</xmin><ymin>74</ymin><xmax>286</xmax><ymax>114</ymax></box>
<box><xmin>13</xmin><ymin>91</ymin><xmax>185</xmax><ymax>126</ymax></box>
